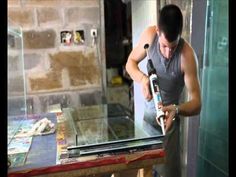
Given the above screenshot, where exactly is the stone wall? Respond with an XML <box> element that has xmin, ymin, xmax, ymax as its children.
<box><xmin>8</xmin><ymin>0</ymin><xmax>105</xmax><ymax>114</ymax></box>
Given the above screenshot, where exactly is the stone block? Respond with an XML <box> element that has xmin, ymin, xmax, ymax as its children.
<box><xmin>8</xmin><ymin>55</ymin><xmax>21</xmax><ymax>72</ymax></box>
<box><xmin>49</xmin><ymin>51</ymin><xmax>101</xmax><ymax>87</ymax></box>
<box><xmin>60</xmin><ymin>0</ymin><xmax>99</xmax><ymax>7</ymax></box>
<box><xmin>10</xmin><ymin>0</ymin><xmax>62</xmax><ymax>7</ymax></box>
<box><xmin>8</xmin><ymin>0</ymin><xmax>20</xmax><ymax>7</ymax></box>
<box><xmin>38</xmin><ymin>95</ymin><xmax>48</xmax><ymax>113</ymax></box>
<box><xmin>8</xmin><ymin>8</ymin><xmax>34</xmax><ymax>27</ymax></box>
<box><xmin>66</xmin><ymin>7</ymin><xmax>99</xmax><ymax>24</ymax></box>
<box><xmin>107</xmin><ymin>85</ymin><xmax>130</xmax><ymax>109</ymax></box>
<box><xmin>37</xmin><ymin>8</ymin><xmax>61</xmax><ymax>26</ymax></box>
<box><xmin>27</xmin><ymin>50</ymin><xmax>101</xmax><ymax>92</ymax></box>
<box><xmin>29</xmin><ymin>96</ymin><xmax>42</xmax><ymax>114</ymax></box>
<box><xmin>23</xmin><ymin>29</ymin><xmax>56</xmax><ymax>49</ymax></box>
<box><xmin>9</xmin><ymin>0</ymin><xmax>98</xmax><ymax>8</ymax></box>
<box><xmin>38</xmin><ymin>94</ymin><xmax>72</xmax><ymax>113</ymax></box>
<box><xmin>79</xmin><ymin>90</ymin><xmax>103</xmax><ymax>106</ymax></box>
<box><xmin>69</xmin><ymin>92</ymin><xmax>80</xmax><ymax>107</ymax></box>
<box><xmin>49</xmin><ymin>94</ymin><xmax>72</xmax><ymax>108</ymax></box>
<box><xmin>8</xmin><ymin>97</ymin><xmax>26</xmax><ymax>116</ymax></box>
<box><xmin>26</xmin><ymin>97</ymin><xmax>34</xmax><ymax>114</ymax></box>
<box><xmin>29</xmin><ymin>72</ymin><xmax>62</xmax><ymax>91</ymax></box>
<box><xmin>24</xmin><ymin>53</ymin><xmax>42</xmax><ymax>70</ymax></box>
<box><xmin>8</xmin><ymin>77</ymin><xmax>25</xmax><ymax>93</ymax></box>
<box><xmin>79</xmin><ymin>7</ymin><xmax>99</xmax><ymax>23</ymax></box>
<box><xmin>8</xmin><ymin>33</ymin><xmax>23</xmax><ymax>50</ymax></box>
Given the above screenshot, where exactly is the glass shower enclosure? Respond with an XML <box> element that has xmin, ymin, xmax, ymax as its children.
<box><xmin>8</xmin><ymin>25</ymin><xmax>27</xmax><ymax>145</ymax></box>
<box><xmin>197</xmin><ymin>0</ymin><xmax>228</xmax><ymax>176</ymax></box>
<box><xmin>7</xmin><ymin>24</ymin><xmax>29</xmax><ymax>169</ymax></box>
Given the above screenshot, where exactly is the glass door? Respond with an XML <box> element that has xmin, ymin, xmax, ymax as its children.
<box><xmin>197</xmin><ymin>0</ymin><xmax>228</xmax><ymax>176</ymax></box>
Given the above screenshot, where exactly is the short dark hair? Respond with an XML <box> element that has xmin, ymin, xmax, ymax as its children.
<box><xmin>158</xmin><ymin>4</ymin><xmax>183</xmax><ymax>42</ymax></box>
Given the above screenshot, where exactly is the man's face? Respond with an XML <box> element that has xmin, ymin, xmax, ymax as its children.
<box><xmin>158</xmin><ymin>32</ymin><xmax>180</xmax><ymax>59</ymax></box>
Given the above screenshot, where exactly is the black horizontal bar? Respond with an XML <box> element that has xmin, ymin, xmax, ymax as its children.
<box><xmin>68</xmin><ymin>140</ymin><xmax>163</xmax><ymax>157</ymax></box>
<box><xmin>68</xmin><ymin>135</ymin><xmax>164</xmax><ymax>151</ymax></box>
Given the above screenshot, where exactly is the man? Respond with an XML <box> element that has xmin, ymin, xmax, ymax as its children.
<box><xmin>125</xmin><ymin>4</ymin><xmax>201</xmax><ymax>177</ymax></box>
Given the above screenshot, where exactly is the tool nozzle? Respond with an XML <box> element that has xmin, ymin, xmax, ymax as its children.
<box><xmin>144</xmin><ymin>43</ymin><xmax>149</xmax><ymax>49</ymax></box>
<box><xmin>144</xmin><ymin>43</ymin><xmax>150</xmax><ymax>59</ymax></box>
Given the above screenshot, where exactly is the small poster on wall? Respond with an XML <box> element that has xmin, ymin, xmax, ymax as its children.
<box><xmin>74</xmin><ymin>30</ymin><xmax>85</xmax><ymax>45</ymax></box>
<box><xmin>60</xmin><ymin>31</ymin><xmax>73</xmax><ymax>46</ymax></box>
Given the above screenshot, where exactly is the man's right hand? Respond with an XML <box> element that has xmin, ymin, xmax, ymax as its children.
<box><xmin>141</xmin><ymin>74</ymin><xmax>152</xmax><ymax>101</ymax></box>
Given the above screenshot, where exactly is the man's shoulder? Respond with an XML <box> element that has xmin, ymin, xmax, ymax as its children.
<box><xmin>180</xmin><ymin>40</ymin><xmax>197</xmax><ymax>69</ymax></box>
<box><xmin>143</xmin><ymin>26</ymin><xmax>157</xmax><ymax>44</ymax></box>
<box><xmin>181</xmin><ymin>39</ymin><xmax>195</xmax><ymax>57</ymax></box>
<box><xmin>139</xmin><ymin>26</ymin><xmax>157</xmax><ymax>47</ymax></box>
<box><xmin>143</xmin><ymin>26</ymin><xmax>157</xmax><ymax>37</ymax></box>
<box><xmin>146</xmin><ymin>25</ymin><xmax>157</xmax><ymax>32</ymax></box>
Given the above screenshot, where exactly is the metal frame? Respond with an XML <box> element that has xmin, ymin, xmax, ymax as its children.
<box><xmin>68</xmin><ymin>135</ymin><xmax>164</xmax><ymax>157</ymax></box>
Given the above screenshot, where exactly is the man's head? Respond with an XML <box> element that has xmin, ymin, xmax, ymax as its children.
<box><xmin>158</xmin><ymin>4</ymin><xmax>183</xmax><ymax>42</ymax></box>
<box><xmin>157</xmin><ymin>4</ymin><xmax>183</xmax><ymax>59</ymax></box>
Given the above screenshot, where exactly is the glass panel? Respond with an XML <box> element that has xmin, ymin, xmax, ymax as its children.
<box><xmin>197</xmin><ymin>156</ymin><xmax>227</xmax><ymax>177</ymax></box>
<box><xmin>8</xmin><ymin>26</ymin><xmax>27</xmax><ymax>145</ymax></box>
<box><xmin>63</xmin><ymin>103</ymin><xmax>163</xmax><ymax>157</ymax></box>
<box><xmin>197</xmin><ymin>0</ymin><xmax>228</xmax><ymax>176</ymax></box>
<box><xmin>8</xmin><ymin>27</ymin><xmax>26</xmax><ymax>116</ymax></box>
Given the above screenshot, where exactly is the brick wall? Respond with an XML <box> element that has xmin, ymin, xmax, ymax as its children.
<box><xmin>8</xmin><ymin>0</ymin><xmax>105</xmax><ymax>114</ymax></box>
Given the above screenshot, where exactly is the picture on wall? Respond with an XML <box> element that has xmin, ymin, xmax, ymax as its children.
<box><xmin>74</xmin><ymin>30</ymin><xmax>85</xmax><ymax>45</ymax></box>
<box><xmin>60</xmin><ymin>31</ymin><xmax>73</xmax><ymax>46</ymax></box>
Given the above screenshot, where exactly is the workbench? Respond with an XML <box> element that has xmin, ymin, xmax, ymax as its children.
<box><xmin>8</xmin><ymin>111</ymin><xmax>165</xmax><ymax>177</ymax></box>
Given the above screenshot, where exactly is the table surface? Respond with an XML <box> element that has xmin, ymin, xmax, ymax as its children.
<box><xmin>8</xmin><ymin>112</ymin><xmax>165</xmax><ymax>177</ymax></box>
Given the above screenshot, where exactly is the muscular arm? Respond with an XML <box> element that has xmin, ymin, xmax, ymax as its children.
<box><xmin>125</xmin><ymin>26</ymin><xmax>157</xmax><ymax>100</ymax></box>
<box><xmin>163</xmin><ymin>43</ymin><xmax>201</xmax><ymax>117</ymax></box>
<box><xmin>178</xmin><ymin>45</ymin><xmax>202</xmax><ymax>116</ymax></box>
<box><xmin>162</xmin><ymin>42</ymin><xmax>201</xmax><ymax>131</ymax></box>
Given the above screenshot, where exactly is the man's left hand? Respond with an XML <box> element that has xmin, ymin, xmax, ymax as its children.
<box><xmin>161</xmin><ymin>105</ymin><xmax>177</xmax><ymax>132</ymax></box>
